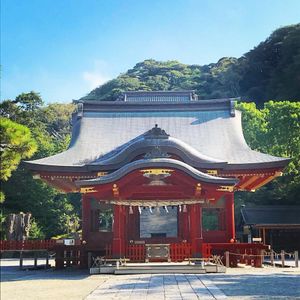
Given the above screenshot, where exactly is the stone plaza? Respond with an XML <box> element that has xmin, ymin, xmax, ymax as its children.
<box><xmin>1</xmin><ymin>259</ymin><xmax>300</xmax><ymax>300</ymax></box>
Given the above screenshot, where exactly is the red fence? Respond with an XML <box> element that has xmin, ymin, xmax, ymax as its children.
<box><xmin>102</xmin><ymin>242</ymin><xmax>269</xmax><ymax>267</ymax></box>
<box><xmin>170</xmin><ymin>243</ymin><xmax>191</xmax><ymax>261</ymax></box>
<box><xmin>105</xmin><ymin>243</ymin><xmax>193</xmax><ymax>262</ymax></box>
<box><xmin>202</xmin><ymin>243</ymin><xmax>212</xmax><ymax>258</ymax></box>
<box><xmin>0</xmin><ymin>240</ymin><xmax>56</xmax><ymax>251</ymax></box>
<box><xmin>126</xmin><ymin>244</ymin><xmax>145</xmax><ymax>262</ymax></box>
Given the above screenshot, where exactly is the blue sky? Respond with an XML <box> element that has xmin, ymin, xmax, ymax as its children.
<box><xmin>1</xmin><ymin>0</ymin><xmax>300</xmax><ymax>103</ymax></box>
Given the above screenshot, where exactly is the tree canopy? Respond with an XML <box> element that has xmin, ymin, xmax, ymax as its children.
<box><xmin>236</xmin><ymin>101</ymin><xmax>300</xmax><ymax>206</ymax></box>
<box><xmin>0</xmin><ymin>118</ymin><xmax>37</xmax><ymax>182</ymax></box>
<box><xmin>0</xmin><ymin>92</ymin><xmax>79</xmax><ymax>238</ymax></box>
<box><xmin>83</xmin><ymin>24</ymin><xmax>300</xmax><ymax>106</ymax></box>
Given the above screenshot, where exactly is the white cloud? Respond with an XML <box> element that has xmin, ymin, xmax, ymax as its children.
<box><xmin>82</xmin><ymin>71</ymin><xmax>110</xmax><ymax>89</ymax></box>
<box><xmin>82</xmin><ymin>60</ymin><xmax>111</xmax><ymax>89</ymax></box>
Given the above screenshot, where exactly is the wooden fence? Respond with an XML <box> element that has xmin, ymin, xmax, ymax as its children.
<box><xmin>99</xmin><ymin>242</ymin><xmax>275</xmax><ymax>267</ymax></box>
<box><xmin>170</xmin><ymin>243</ymin><xmax>192</xmax><ymax>261</ymax></box>
<box><xmin>105</xmin><ymin>242</ymin><xmax>193</xmax><ymax>262</ymax></box>
<box><xmin>0</xmin><ymin>240</ymin><xmax>56</xmax><ymax>251</ymax></box>
<box><xmin>202</xmin><ymin>243</ymin><xmax>212</xmax><ymax>258</ymax></box>
<box><xmin>54</xmin><ymin>246</ymin><xmax>87</xmax><ymax>269</ymax></box>
<box><xmin>126</xmin><ymin>244</ymin><xmax>146</xmax><ymax>262</ymax></box>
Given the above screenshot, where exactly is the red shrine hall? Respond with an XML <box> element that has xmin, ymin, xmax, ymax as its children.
<box><xmin>25</xmin><ymin>91</ymin><xmax>289</xmax><ymax>267</ymax></box>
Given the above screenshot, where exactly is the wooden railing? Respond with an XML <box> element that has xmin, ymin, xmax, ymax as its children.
<box><xmin>105</xmin><ymin>244</ymin><xmax>146</xmax><ymax>261</ymax></box>
<box><xmin>104</xmin><ymin>242</ymin><xmax>270</xmax><ymax>267</ymax></box>
<box><xmin>170</xmin><ymin>243</ymin><xmax>191</xmax><ymax>261</ymax></box>
<box><xmin>126</xmin><ymin>244</ymin><xmax>145</xmax><ymax>262</ymax></box>
<box><xmin>202</xmin><ymin>243</ymin><xmax>212</xmax><ymax>258</ymax></box>
<box><xmin>105</xmin><ymin>243</ymin><xmax>193</xmax><ymax>262</ymax></box>
<box><xmin>0</xmin><ymin>240</ymin><xmax>56</xmax><ymax>251</ymax></box>
<box><xmin>54</xmin><ymin>246</ymin><xmax>87</xmax><ymax>269</ymax></box>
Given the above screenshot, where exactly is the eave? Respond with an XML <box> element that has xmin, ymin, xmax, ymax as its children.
<box><xmin>75</xmin><ymin>158</ymin><xmax>238</xmax><ymax>187</ymax></box>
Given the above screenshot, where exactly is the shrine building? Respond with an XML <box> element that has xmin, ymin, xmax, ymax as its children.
<box><xmin>25</xmin><ymin>91</ymin><xmax>290</xmax><ymax>266</ymax></box>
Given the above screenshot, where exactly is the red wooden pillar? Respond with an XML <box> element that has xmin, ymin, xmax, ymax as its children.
<box><xmin>189</xmin><ymin>203</ymin><xmax>203</xmax><ymax>257</ymax></box>
<box><xmin>112</xmin><ymin>205</ymin><xmax>125</xmax><ymax>257</ymax></box>
<box><xmin>225</xmin><ymin>193</ymin><xmax>235</xmax><ymax>241</ymax></box>
<box><xmin>127</xmin><ymin>207</ymin><xmax>139</xmax><ymax>240</ymax></box>
<box><xmin>123</xmin><ymin>206</ymin><xmax>127</xmax><ymax>251</ymax></box>
<box><xmin>80</xmin><ymin>194</ymin><xmax>90</xmax><ymax>269</ymax></box>
<box><xmin>134</xmin><ymin>207</ymin><xmax>140</xmax><ymax>240</ymax></box>
<box><xmin>179</xmin><ymin>206</ymin><xmax>189</xmax><ymax>241</ymax></box>
<box><xmin>82</xmin><ymin>194</ymin><xmax>91</xmax><ymax>243</ymax></box>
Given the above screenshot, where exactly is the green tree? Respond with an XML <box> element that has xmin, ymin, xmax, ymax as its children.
<box><xmin>0</xmin><ymin>117</ymin><xmax>37</xmax><ymax>238</ymax></box>
<box><xmin>15</xmin><ymin>91</ymin><xmax>43</xmax><ymax>112</ymax></box>
<box><xmin>81</xmin><ymin>24</ymin><xmax>299</xmax><ymax>104</ymax></box>
<box><xmin>1</xmin><ymin>93</ymin><xmax>79</xmax><ymax>238</ymax></box>
<box><xmin>29</xmin><ymin>218</ymin><xmax>46</xmax><ymax>239</ymax></box>
<box><xmin>239</xmin><ymin>24</ymin><xmax>300</xmax><ymax>104</ymax></box>
<box><xmin>236</xmin><ymin>102</ymin><xmax>267</xmax><ymax>150</ymax></box>
<box><xmin>236</xmin><ymin>101</ymin><xmax>300</xmax><ymax>209</ymax></box>
<box><xmin>0</xmin><ymin>117</ymin><xmax>37</xmax><ymax>182</ymax></box>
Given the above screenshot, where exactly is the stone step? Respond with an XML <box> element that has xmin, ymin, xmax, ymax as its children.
<box><xmin>115</xmin><ymin>267</ymin><xmax>207</xmax><ymax>274</ymax></box>
<box><xmin>90</xmin><ymin>263</ymin><xmax>226</xmax><ymax>274</ymax></box>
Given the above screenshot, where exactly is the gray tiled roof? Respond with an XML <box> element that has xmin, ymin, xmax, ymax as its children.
<box><xmin>75</xmin><ymin>158</ymin><xmax>238</xmax><ymax>186</ymax></box>
<box><xmin>241</xmin><ymin>206</ymin><xmax>300</xmax><ymax>226</ymax></box>
<box><xmin>25</xmin><ymin>98</ymin><xmax>289</xmax><ymax>172</ymax></box>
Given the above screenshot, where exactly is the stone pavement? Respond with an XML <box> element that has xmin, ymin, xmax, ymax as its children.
<box><xmin>2</xmin><ymin>259</ymin><xmax>300</xmax><ymax>300</ymax></box>
<box><xmin>208</xmin><ymin>269</ymin><xmax>300</xmax><ymax>300</ymax></box>
<box><xmin>85</xmin><ymin>274</ymin><xmax>227</xmax><ymax>299</ymax></box>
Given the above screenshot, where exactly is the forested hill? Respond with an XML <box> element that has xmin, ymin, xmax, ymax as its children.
<box><xmin>82</xmin><ymin>24</ymin><xmax>300</xmax><ymax>106</ymax></box>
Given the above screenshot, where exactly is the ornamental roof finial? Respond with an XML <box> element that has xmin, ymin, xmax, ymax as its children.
<box><xmin>144</xmin><ymin>124</ymin><xmax>170</xmax><ymax>139</ymax></box>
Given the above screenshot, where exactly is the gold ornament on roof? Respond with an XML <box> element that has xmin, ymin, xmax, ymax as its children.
<box><xmin>140</xmin><ymin>169</ymin><xmax>174</xmax><ymax>176</ymax></box>
<box><xmin>80</xmin><ymin>187</ymin><xmax>97</xmax><ymax>194</ymax></box>
<box><xmin>217</xmin><ymin>185</ymin><xmax>234</xmax><ymax>192</ymax></box>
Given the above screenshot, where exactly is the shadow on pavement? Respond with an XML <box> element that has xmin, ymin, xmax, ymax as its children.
<box><xmin>0</xmin><ymin>263</ymin><xmax>93</xmax><ymax>282</ymax></box>
<box><xmin>208</xmin><ymin>273</ymin><xmax>300</xmax><ymax>299</ymax></box>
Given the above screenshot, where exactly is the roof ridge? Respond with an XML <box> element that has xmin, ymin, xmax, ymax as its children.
<box><xmin>73</xmin><ymin>98</ymin><xmax>236</xmax><ymax>117</ymax></box>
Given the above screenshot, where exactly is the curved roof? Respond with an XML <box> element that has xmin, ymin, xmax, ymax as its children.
<box><xmin>75</xmin><ymin>158</ymin><xmax>238</xmax><ymax>186</ymax></box>
<box><xmin>87</xmin><ymin>135</ymin><xmax>227</xmax><ymax>170</ymax></box>
<box><xmin>24</xmin><ymin>97</ymin><xmax>289</xmax><ymax>172</ymax></box>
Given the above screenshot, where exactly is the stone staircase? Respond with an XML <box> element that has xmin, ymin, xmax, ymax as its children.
<box><xmin>90</xmin><ymin>262</ymin><xmax>226</xmax><ymax>275</ymax></box>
